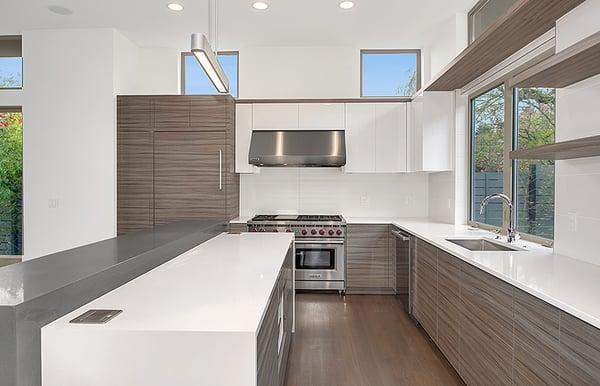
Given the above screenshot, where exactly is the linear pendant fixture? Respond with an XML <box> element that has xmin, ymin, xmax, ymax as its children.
<box><xmin>191</xmin><ymin>33</ymin><xmax>229</xmax><ymax>93</ymax></box>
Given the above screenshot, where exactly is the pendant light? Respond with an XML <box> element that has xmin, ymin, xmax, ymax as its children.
<box><xmin>191</xmin><ymin>0</ymin><xmax>229</xmax><ymax>93</ymax></box>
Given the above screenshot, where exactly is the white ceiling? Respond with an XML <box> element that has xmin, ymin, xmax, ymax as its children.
<box><xmin>1</xmin><ymin>0</ymin><xmax>476</xmax><ymax>50</ymax></box>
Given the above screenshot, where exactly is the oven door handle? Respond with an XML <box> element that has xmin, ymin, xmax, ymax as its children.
<box><xmin>294</xmin><ymin>240</ymin><xmax>345</xmax><ymax>245</ymax></box>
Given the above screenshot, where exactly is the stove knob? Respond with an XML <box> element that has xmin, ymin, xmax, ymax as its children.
<box><xmin>328</xmin><ymin>229</ymin><xmax>334</xmax><ymax>236</ymax></box>
<box><xmin>311</xmin><ymin>229</ymin><xmax>317</xmax><ymax>235</ymax></box>
<box><xmin>286</xmin><ymin>228</ymin><xmax>293</xmax><ymax>233</ymax></box>
<box><xmin>273</xmin><ymin>228</ymin><xmax>279</xmax><ymax>232</ymax></box>
<box><xmin>259</xmin><ymin>228</ymin><xmax>265</xmax><ymax>232</ymax></box>
<box><xmin>336</xmin><ymin>229</ymin><xmax>342</xmax><ymax>236</ymax></box>
<box><xmin>301</xmin><ymin>229</ymin><xmax>308</xmax><ymax>236</ymax></box>
<box><xmin>319</xmin><ymin>229</ymin><xmax>325</xmax><ymax>236</ymax></box>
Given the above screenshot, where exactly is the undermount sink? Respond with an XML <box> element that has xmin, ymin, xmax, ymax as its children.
<box><xmin>445</xmin><ymin>238</ymin><xmax>521</xmax><ymax>252</ymax></box>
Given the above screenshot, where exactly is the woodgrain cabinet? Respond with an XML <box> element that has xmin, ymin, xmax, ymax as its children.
<box><xmin>513</xmin><ymin>288</ymin><xmax>560</xmax><ymax>384</ymax></box>
<box><xmin>116</xmin><ymin>130</ymin><xmax>154</xmax><ymax>233</ymax></box>
<box><xmin>459</xmin><ymin>262</ymin><xmax>514</xmax><ymax>385</ymax></box>
<box><xmin>154</xmin><ymin>131</ymin><xmax>225</xmax><ymax>224</ymax></box>
<box><xmin>410</xmin><ymin>235</ymin><xmax>600</xmax><ymax>385</ymax></box>
<box><xmin>346</xmin><ymin>224</ymin><xmax>392</xmax><ymax>293</ymax></box>
<box><xmin>228</xmin><ymin>223</ymin><xmax>248</xmax><ymax>234</ymax></box>
<box><xmin>257</xmin><ymin>247</ymin><xmax>293</xmax><ymax>386</ymax></box>
<box><xmin>117</xmin><ymin>95</ymin><xmax>239</xmax><ymax>235</ymax></box>
<box><xmin>436</xmin><ymin>250</ymin><xmax>461</xmax><ymax>371</ymax></box>
<box><xmin>413</xmin><ymin>238</ymin><xmax>438</xmax><ymax>342</ymax></box>
<box><xmin>559</xmin><ymin>309</ymin><xmax>600</xmax><ymax>383</ymax></box>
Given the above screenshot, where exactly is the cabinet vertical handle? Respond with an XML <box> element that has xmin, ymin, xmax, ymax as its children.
<box><xmin>219</xmin><ymin>150</ymin><xmax>223</xmax><ymax>190</ymax></box>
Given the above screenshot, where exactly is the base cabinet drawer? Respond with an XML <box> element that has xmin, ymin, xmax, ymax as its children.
<box><xmin>346</xmin><ymin>224</ymin><xmax>392</xmax><ymax>292</ymax></box>
<box><xmin>257</xmin><ymin>247</ymin><xmax>293</xmax><ymax>386</ymax></box>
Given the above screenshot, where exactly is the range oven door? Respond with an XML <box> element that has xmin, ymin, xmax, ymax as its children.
<box><xmin>294</xmin><ymin>240</ymin><xmax>345</xmax><ymax>283</ymax></box>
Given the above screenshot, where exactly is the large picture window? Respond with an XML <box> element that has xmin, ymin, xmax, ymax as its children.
<box><xmin>513</xmin><ymin>88</ymin><xmax>555</xmax><ymax>239</ymax></box>
<box><xmin>470</xmin><ymin>84</ymin><xmax>505</xmax><ymax>227</ymax></box>
<box><xmin>0</xmin><ymin>109</ymin><xmax>23</xmax><ymax>257</ymax></box>
<box><xmin>469</xmin><ymin>83</ymin><xmax>556</xmax><ymax>241</ymax></box>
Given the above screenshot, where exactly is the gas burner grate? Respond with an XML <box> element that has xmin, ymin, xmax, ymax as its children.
<box><xmin>250</xmin><ymin>214</ymin><xmax>344</xmax><ymax>223</ymax></box>
<box><xmin>296</xmin><ymin>215</ymin><xmax>343</xmax><ymax>222</ymax></box>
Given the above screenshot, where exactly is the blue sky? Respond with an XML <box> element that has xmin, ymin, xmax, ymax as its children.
<box><xmin>0</xmin><ymin>57</ymin><xmax>23</xmax><ymax>88</ymax></box>
<box><xmin>185</xmin><ymin>54</ymin><xmax>238</xmax><ymax>97</ymax></box>
<box><xmin>362</xmin><ymin>53</ymin><xmax>417</xmax><ymax>97</ymax></box>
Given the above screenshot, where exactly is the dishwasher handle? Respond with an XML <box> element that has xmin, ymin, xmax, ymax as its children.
<box><xmin>391</xmin><ymin>230</ymin><xmax>411</xmax><ymax>242</ymax></box>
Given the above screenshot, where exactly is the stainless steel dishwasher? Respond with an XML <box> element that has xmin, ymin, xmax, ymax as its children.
<box><xmin>391</xmin><ymin>228</ymin><xmax>414</xmax><ymax>316</ymax></box>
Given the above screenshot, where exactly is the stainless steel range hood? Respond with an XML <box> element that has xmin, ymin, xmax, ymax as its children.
<box><xmin>248</xmin><ymin>130</ymin><xmax>346</xmax><ymax>167</ymax></box>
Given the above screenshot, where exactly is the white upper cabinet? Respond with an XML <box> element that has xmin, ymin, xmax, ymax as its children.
<box><xmin>298</xmin><ymin>103</ymin><xmax>345</xmax><ymax>129</ymax></box>
<box><xmin>375</xmin><ymin>103</ymin><xmax>408</xmax><ymax>173</ymax></box>
<box><xmin>344</xmin><ymin>103</ymin><xmax>376</xmax><ymax>173</ymax></box>
<box><xmin>235</xmin><ymin>104</ymin><xmax>256</xmax><ymax>174</ymax></box>
<box><xmin>345</xmin><ymin>103</ymin><xmax>408</xmax><ymax>173</ymax></box>
<box><xmin>409</xmin><ymin>91</ymin><xmax>453</xmax><ymax>172</ymax></box>
<box><xmin>252</xmin><ymin>103</ymin><xmax>299</xmax><ymax>130</ymax></box>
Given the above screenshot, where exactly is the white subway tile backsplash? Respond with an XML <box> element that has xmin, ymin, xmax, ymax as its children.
<box><xmin>239</xmin><ymin>169</ymin><xmax>429</xmax><ymax>218</ymax></box>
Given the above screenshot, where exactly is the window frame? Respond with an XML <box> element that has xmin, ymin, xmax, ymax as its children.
<box><xmin>360</xmin><ymin>49</ymin><xmax>421</xmax><ymax>98</ymax></box>
<box><xmin>0</xmin><ymin>35</ymin><xmax>23</xmax><ymax>90</ymax></box>
<box><xmin>467</xmin><ymin>0</ymin><xmax>489</xmax><ymax>44</ymax></box>
<box><xmin>467</xmin><ymin>78</ymin><xmax>554</xmax><ymax>247</ymax></box>
<box><xmin>0</xmin><ymin>106</ymin><xmax>23</xmax><ymax>257</ymax></box>
<box><xmin>180</xmin><ymin>51</ymin><xmax>239</xmax><ymax>97</ymax></box>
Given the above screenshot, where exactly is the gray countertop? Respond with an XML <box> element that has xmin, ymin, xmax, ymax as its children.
<box><xmin>0</xmin><ymin>220</ymin><xmax>225</xmax><ymax>386</ymax></box>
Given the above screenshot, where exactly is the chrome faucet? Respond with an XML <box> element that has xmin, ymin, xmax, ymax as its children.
<box><xmin>480</xmin><ymin>193</ymin><xmax>520</xmax><ymax>243</ymax></box>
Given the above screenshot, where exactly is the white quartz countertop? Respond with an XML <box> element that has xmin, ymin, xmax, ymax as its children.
<box><xmin>43</xmin><ymin>233</ymin><xmax>294</xmax><ymax>333</ymax></box>
<box><xmin>346</xmin><ymin>217</ymin><xmax>600</xmax><ymax>329</ymax></box>
<box><xmin>230</xmin><ymin>216</ymin><xmax>253</xmax><ymax>224</ymax></box>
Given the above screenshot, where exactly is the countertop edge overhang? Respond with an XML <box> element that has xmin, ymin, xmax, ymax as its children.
<box><xmin>0</xmin><ymin>220</ymin><xmax>225</xmax><ymax>386</ymax></box>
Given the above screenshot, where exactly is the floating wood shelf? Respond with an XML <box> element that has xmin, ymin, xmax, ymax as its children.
<box><xmin>424</xmin><ymin>0</ymin><xmax>584</xmax><ymax>92</ymax></box>
<box><xmin>509</xmin><ymin>135</ymin><xmax>600</xmax><ymax>160</ymax></box>
<box><xmin>511</xmin><ymin>31</ymin><xmax>600</xmax><ymax>88</ymax></box>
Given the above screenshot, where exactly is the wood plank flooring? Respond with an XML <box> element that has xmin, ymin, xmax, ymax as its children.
<box><xmin>285</xmin><ymin>294</ymin><xmax>463</xmax><ymax>386</ymax></box>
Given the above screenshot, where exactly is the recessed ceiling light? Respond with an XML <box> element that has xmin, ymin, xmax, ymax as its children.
<box><xmin>167</xmin><ymin>2</ymin><xmax>184</xmax><ymax>11</ymax></box>
<box><xmin>47</xmin><ymin>5</ymin><xmax>73</xmax><ymax>15</ymax></box>
<box><xmin>252</xmin><ymin>2</ymin><xmax>269</xmax><ymax>10</ymax></box>
<box><xmin>339</xmin><ymin>1</ymin><xmax>355</xmax><ymax>9</ymax></box>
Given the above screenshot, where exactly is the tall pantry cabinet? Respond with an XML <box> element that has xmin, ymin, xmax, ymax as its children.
<box><xmin>117</xmin><ymin>95</ymin><xmax>239</xmax><ymax>234</ymax></box>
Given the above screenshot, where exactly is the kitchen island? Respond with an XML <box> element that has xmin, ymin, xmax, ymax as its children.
<box><xmin>0</xmin><ymin>220</ymin><xmax>225</xmax><ymax>386</ymax></box>
<box><xmin>42</xmin><ymin>233</ymin><xmax>295</xmax><ymax>386</ymax></box>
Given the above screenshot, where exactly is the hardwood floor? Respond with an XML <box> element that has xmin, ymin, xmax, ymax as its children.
<box><xmin>285</xmin><ymin>293</ymin><xmax>463</xmax><ymax>386</ymax></box>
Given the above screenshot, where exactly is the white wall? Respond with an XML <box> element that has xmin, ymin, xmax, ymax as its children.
<box><xmin>133</xmin><ymin>47</ymin><xmax>179</xmax><ymax>95</ymax></box>
<box><xmin>424</xmin><ymin>13</ymin><xmax>468</xmax><ymax>82</ymax></box>
<box><xmin>553</xmin><ymin>0</ymin><xmax>600</xmax><ymax>265</ymax></box>
<box><xmin>0</xmin><ymin>89</ymin><xmax>22</xmax><ymax>107</ymax></box>
<box><xmin>238</xmin><ymin>46</ymin><xmax>359</xmax><ymax>98</ymax></box>
<box><xmin>240</xmin><ymin>168</ymin><xmax>429</xmax><ymax>218</ymax></box>
<box><xmin>22</xmin><ymin>28</ymin><xmax>119</xmax><ymax>259</ymax></box>
<box><xmin>425</xmin><ymin>14</ymin><xmax>469</xmax><ymax>224</ymax></box>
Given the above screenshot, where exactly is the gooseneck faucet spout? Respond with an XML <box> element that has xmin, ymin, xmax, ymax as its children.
<box><xmin>479</xmin><ymin>193</ymin><xmax>520</xmax><ymax>243</ymax></box>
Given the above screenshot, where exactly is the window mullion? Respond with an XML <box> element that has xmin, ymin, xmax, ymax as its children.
<box><xmin>503</xmin><ymin>81</ymin><xmax>514</xmax><ymax>231</ymax></box>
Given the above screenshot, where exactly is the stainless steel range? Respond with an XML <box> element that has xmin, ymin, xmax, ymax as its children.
<box><xmin>248</xmin><ymin>215</ymin><xmax>346</xmax><ymax>291</ymax></box>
